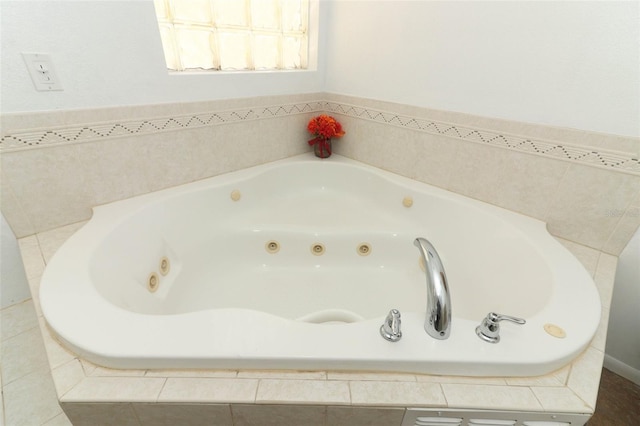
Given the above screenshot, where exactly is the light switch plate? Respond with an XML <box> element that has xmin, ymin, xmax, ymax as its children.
<box><xmin>22</xmin><ymin>53</ymin><xmax>63</xmax><ymax>91</ymax></box>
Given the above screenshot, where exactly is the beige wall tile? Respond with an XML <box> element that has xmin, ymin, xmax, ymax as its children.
<box><xmin>52</xmin><ymin>359</ymin><xmax>86</xmax><ymax>398</ymax></box>
<box><xmin>176</xmin><ymin>125</ymin><xmax>233</xmax><ymax>182</ymax></box>
<box><xmin>17</xmin><ymin>235</ymin><xmax>45</xmax><ymax>279</ymax></box>
<box><xmin>73</xmin><ymin>137</ymin><xmax>152</xmax><ymax>207</ymax></box>
<box><xmin>38</xmin><ymin>317</ymin><xmax>78</xmax><ymax>369</ymax></box>
<box><xmin>441</xmin><ymin>383</ymin><xmax>542</xmax><ymax>411</ymax></box>
<box><xmin>1</xmin><ymin>146</ymin><xmax>95</xmax><ymax>233</ymax></box>
<box><xmin>158</xmin><ymin>378</ymin><xmax>258</xmax><ymax>403</ymax></box>
<box><xmin>350</xmin><ymin>381</ymin><xmax>445</xmax><ymax>407</ymax></box>
<box><xmin>446</xmin><ymin>141</ymin><xmax>569</xmax><ymax>220</ymax></box>
<box><xmin>602</xmin><ymin>188</ymin><xmax>640</xmax><ymax>255</ymax></box>
<box><xmin>36</xmin><ymin>221</ymin><xmax>87</xmax><ymax>264</ymax></box>
<box><xmin>554</xmin><ymin>238</ymin><xmax>601</xmax><ymax>277</ymax></box>
<box><xmin>327</xmin><ymin>406</ymin><xmax>405</xmax><ymax>426</ymax></box>
<box><xmin>0</xmin><ymin>171</ymin><xmax>35</xmax><ymax>238</ymax></box>
<box><xmin>256</xmin><ymin>114</ymin><xmax>311</xmax><ymax>160</ymax></box>
<box><xmin>593</xmin><ymin>253</ymin><xmax>618</xmax><ymax>309</ymax></box>
<box><xmin>333</xmin><ymin>120</ymin><xmax>425</xmax><ymax>183</ymax></box>
<box><xmin>134</xmin><ymin>131</ymin><xmax>204</xmax><ymax>193</ymax></box>
<box><xmin>134</xmin><ymin>403</ymin><xmax>233</xmax><ymax>426</ymax></box>
<box><xmin>411</xmin><ymin>133</ymin><xmax>462</xmax><ymax>190</ymax></box>
<box><xmin>62</xmin><ymin>377</ymin><xmax>166</xmax><ymax>403</ymax></box>
<box><xmin>334</xmin><ymin>118</ymin><xmax>460</xmax><ymax>191</ymax></box>
<box><xmin>256</xmin><ymin>379</ymin><xmax>350</xmax><ymax>405</ymax></box>
<box><xmin>546</xmin><ymin>165</ymin><xmax>640</xmax><ymax>250</ymax></box>
<box><xmin>232</xmin><ymin>404</ymin><xmax>326</xmax><ymax>426</ymax></box>
<box><xmin>531</xmin><ymin>386</ymin><xmax>591</xmax><ymax>413</ymax></box>
<box><xmin>566</xmin><ymin>346</ymin><xmax>605</xmax><ymax>409</ymax></box>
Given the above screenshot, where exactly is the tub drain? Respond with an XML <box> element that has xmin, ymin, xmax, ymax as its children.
<box><xmin>230</xmin><ymin>189</ymin><xmax>241</xmax><ymax>201</ymax></box>
<box><xmin>357</xmin><ymin>243</ymin><xmax>372</xmax><ymax>256</ymax></box>
<box><xmin>147</xmin><ymin>272</ymin><xmax>160</xmax><ymax>293</ymax></box>
<box><xmin>403</xmin><ymin>196</ymin><xmax>414</xmax><ymax>208</ymax></box>
<box><xmin>159</xmin><ymin>256</ymin><xmax>170</xmax><ymax>276</ymax></box>
<box><xmin>265</xmin><ymin>240</ymin><xmax>280</xmax><ymax>254</ymax></box>
<box><xmin>311</xmin><ymin>243</ymin><xmax>325</xmax><ymax>256</ymax></box>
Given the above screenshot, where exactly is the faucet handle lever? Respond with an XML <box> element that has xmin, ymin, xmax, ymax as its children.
<box><xmin>380</xmin><ymin>309</ymin><xmax>402</xmax><ymax>342</ymax></box>
<box><xmin>476</xmin><ymin>312</ymin><xmax>525</xmax><ymax>343</ymax></box>
<box><xmin>491</xmin><ymin>312</ymin><xmax>526</xmax><ymax>325</ymax></box>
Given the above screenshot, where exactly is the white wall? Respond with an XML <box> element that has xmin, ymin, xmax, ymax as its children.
<box><xmin>3</xmin><ymin>1</ymin><xmax>638</xmax><ymax>138</ymax></box>
<box><xmin>606</xmin><ymin>227</ymin><xmax>640</xmax><ymax>384</ymax></box>
<box><xmin>0</xmin><ymin>214</ymin><xmax>30</xmax><ymax>309</ymax></box>
<box><xmin>0</xmin><ymin>0</ymin><xmax>326</xmax><ymax>113</ymax></box>
<box><xmin>324</xmin><ymin>0</ymin><xmax>640</xmax><ymax>138</ymax></box>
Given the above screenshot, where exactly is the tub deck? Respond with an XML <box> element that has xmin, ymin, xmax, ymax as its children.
<box><xmin>40</xmin><ymin>155</ymin><xmax>600</xmax><ymax>377</ymax></box>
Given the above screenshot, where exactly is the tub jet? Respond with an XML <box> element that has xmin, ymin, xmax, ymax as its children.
<box><xmin>265</xmin><ymin>240</ymin><xmax>280</xmax><ymax>254</ymax></box>
<box><xmin>147</xmin><ymin>272</ymin><xmax>159</xmax><ymax>292</ymax></box>
<box><xmin>311</xmin><ymin>243</ymin><xmax>325</xmax><ymax>256</ymax></box>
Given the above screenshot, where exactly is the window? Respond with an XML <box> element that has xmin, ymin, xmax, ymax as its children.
<box><xmin>154</xmin><ymin>0</ymin><xmax>309</xmax><ymax>71</ymax></box>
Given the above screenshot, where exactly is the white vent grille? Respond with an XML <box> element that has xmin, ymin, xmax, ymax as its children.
<box><xmin>414</xmin><ymin>417</ymin><xmax>463</xmax><ymax>426</ymax></box>
<box><xmin>402</xmin><ymin>409</ymin><xmax>588</xmax><ymax>426</ymax></box>
<box><xmin>469</xmin><ymin>419</ymin><xmax>516</xmax><ymax>426</ymax></box>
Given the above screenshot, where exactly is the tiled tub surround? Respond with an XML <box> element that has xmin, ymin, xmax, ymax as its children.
<box><xmin>1</xmin><ymin>93</ymin><xmax>639</xmax><ymax>255</ymax></box>
<box><xmin>17</xmin><ymin>223</ymin><xmax>615</xmax><ymax>425</ymax></box>
<box><xmin>2</xmin><ymin>93</ymin><xmax>638</xmax><ymax>424</ymax></box>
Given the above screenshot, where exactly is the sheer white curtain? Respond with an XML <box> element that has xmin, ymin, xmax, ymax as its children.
<box><xmin>154</xmin><ymin>0</ymin><xmax>308</xmax><ymax>71</ymax></box>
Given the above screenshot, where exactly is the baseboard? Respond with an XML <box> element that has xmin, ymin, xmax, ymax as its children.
<box><xmin>604</xmin><ymin>354</ymin><xmax>640</xmax><ymax>386</ymax></box>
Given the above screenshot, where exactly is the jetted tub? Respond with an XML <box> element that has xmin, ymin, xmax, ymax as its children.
<box><xmin>40</xmin><ymin>153</ymin><xmax>601</xmax><ymax>376</ymax></box>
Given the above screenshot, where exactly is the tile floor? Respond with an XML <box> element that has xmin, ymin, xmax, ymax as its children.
<box><xmin>1</xmin><ymin>298</ymin><xmax>72</xmax><ymax>425</ymax></box>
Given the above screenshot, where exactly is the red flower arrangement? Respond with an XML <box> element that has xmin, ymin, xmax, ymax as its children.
<box><xmin>307</xmin><ymin>114</ymin><xmax>345</xmax><ymax>158</ymax></box>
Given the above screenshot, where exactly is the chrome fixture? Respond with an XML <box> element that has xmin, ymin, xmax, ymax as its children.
<box><xmin>414</xmin><ymin>237</ymin><xmax>451</xmax><ymax>340</ymax></box>
<box><xmin>476</xmin><ymin>312</ymin><xmax>526</xmax><ymax>343</ymax></box>
<box><xmin>380</xmin><ymin>309</ymin><xmax>402</xmax><ymax>342</ymax></box>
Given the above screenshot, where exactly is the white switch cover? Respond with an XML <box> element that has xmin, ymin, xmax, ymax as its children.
<box><xmin>22</xmin><ymin>53</ymin><xmax>63</xmax><ymax>91</ymax></box>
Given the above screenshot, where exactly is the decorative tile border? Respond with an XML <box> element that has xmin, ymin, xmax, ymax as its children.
<box><xmin>325</xmin><ymin>102</ymin><xmax>640</xmax><ymax>175</ymax></box>
<box><xmin>0</xmin><ymin>101</ymin><xmax>324</xmax><ymax>151</ymax></box>
<box><xmin>1</xmin><ymin>99</ymin><xmax>638</xmax><ymax>175</ymax></box>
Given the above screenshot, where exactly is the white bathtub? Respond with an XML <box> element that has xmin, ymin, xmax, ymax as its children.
<box><xmin>40</xmin><ymin>153</ymin><xmax>600</xmax><ymax>376</ymax></box>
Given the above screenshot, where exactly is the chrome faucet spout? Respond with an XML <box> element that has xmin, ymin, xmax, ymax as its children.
<box><xmin>414</xmin><ymin>237</ymin><xmax>452</xmax><ymax>340</ymax></box>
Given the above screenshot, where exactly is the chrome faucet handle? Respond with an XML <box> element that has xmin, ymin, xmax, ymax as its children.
<box><xmin>380</xmin><ymin>309</ymin><xmax>402</xmax><ymax>342</ymax></box>
<box><xmin>475</xmin><ymin>312</ymin><xmax>525</xmax><ymax>343</ymax></box>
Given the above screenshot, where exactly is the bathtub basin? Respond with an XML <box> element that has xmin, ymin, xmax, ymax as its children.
<box><xmin>40</xmin><ymin>153</ymin><xmax>601</xmax><ymax>376</ymax></box>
